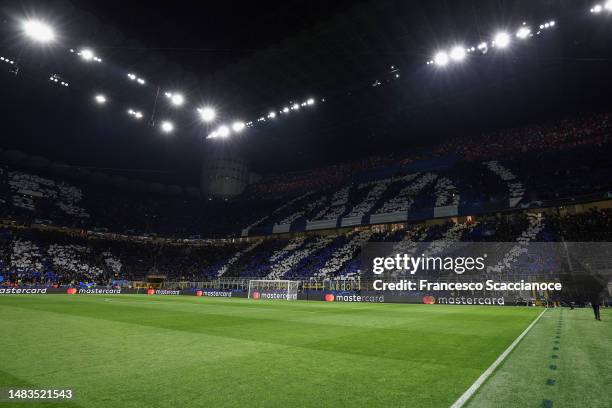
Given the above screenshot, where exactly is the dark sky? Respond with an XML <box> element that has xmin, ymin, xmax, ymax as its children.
<box><xmin>1</xmin><ymin>0</ymin><xmax>611</xmax><ymax>185</ymax></box>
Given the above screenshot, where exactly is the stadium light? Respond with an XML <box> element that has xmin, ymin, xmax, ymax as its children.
<box><xmin>80</xmin><ymin>49</ymin><xmax>94</xmax><ymax>61</ymax></box>
<box><xmin>494</xmin><ymin>32</ymin><xmax>511</xmax><ymax>48</ymax></box>
<box><xmin>76</xmin><ymin>48</ymin><xmax>102</xmax><ymax>63</ymax></box>
<box><xmin>197</xmin><ymin>106</ymin><xmax>216</xmax><ymax>122</ymax></box>
<box><xmin>306</xmin><ymin>98</ymin><xmax>315</xmax><ymax>105</ymax></box>
<box><xmin>128</xmin><ymin>109</ymin><xmax>143</xmax><ymax>119</ymax></box>
<box><xmin>217</xmin><ymin>125</ymin><xmax>230</xmax><ymax>138</ymax></box>
<box><xmin>606</xmin><ymin>1</ymin><xmax>612</xmax><ymax>11</ymax></box>
<box><xmin>434</xmin><ymin>51</ymin><xmax>449</xmax><ymax>66</ymax></box>
<box><xmin>477</xmin><ymin>42</ymin><xmax>489</xmax><ymax>54</ymax></box>
<box><xmin>49</xmin><ymin>74</ymin><xmax>68</xmax><ymax>86</ymax></box>
<box><xmin>94</xmin><ymin>94</ymin><xmax>106</xmax><ymax>104</ymax></box>
<box><xmin>292</xmin><ymin>103</ymin><xmax>300</xmax><ymax>110</ymax></box>
<box><xmin>591</xmin><ymin>4</ymin><xmax>603</xmax><ymax>13</ymax></box>
<box><xmin>171</xmin><ymin>94</ymin><xmax>184</xmax><ymax>106</ymax></box>
<box><xmin>450</xmin><ymin>46</ymin><xmax>466</xmax><ymax>62</ymax></box>
<box><xmin>127</xmin><ymin>73</ymin><xmax>146</xmax><ymax>85</ymax></box>
<box><xmin>166</xmin><ymin>92</ymin><xmax>184</xmax><ymax>106</ymax></box>
<box><xmin>232</xmin><ymin>121</ymin><xmax>245</xmax><ymax>132</ymax></box>
<box><xmin>516</xmin><ymin>27</ymin><xmax>531</xmax><ymax>39</ymax></box>
<box><xmin>282</xmin><ymin>107</ymin><xmax>290</xmax><ymax>113</ymax></box>
<box><xmin>160</xmin><ymin>121</ymin><xmax>174</xmax><ymax>133</ymax></box>
<box><xmin>23</xmin><ymin>20</ymin><xmax>55</xmax><ymax>43</ymax></box>
<box><xmin>267</xmin><ymin>111</ymin><xmax>276</xmax><ymax>119</ymax></box>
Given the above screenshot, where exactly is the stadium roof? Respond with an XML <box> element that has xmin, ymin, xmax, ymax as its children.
<box><xmin>1</xmin><ymin>0</ymin><xmax>611</xmax><ymax>181</ymax></box>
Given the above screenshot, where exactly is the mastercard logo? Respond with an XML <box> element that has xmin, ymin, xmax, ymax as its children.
<box><xmin>324</xmin><ymin>294</ymin><xmax>335</xmax><ymax>302</ymax></box>
<box><xmin>66</xmin><ymin>288</ymin><xmax>77</xmax><ymax>295</ymax></box>
<box><xmin>252</xmin><ymin>291</ymin><xmax>260</xmax><ymax>300</ymax></box>
<box><xmin>423</xmin><ymin>295</ymin><xmax>436</xmax><ymax>304</ymax></box>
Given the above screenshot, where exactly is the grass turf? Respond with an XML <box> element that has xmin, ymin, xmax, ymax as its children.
<box><xmin>0</xmin><ymin>295</ymin><xmax>561</xmax><ymax>407</ymax></box>
<box><xmin>467</xmin><ymin>307</ymin><xmax>611</xmax><ymax>408</ymax></box>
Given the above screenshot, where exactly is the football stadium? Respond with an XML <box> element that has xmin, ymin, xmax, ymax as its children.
<box><xmin>0</xmin><ymin>1</ymin><xmax>611</xmax><ymax>407</ymax></box>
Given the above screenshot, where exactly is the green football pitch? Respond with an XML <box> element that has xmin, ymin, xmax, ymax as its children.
<box><xmin>0</xmin><ymin>295</ymin><xmax>609</xmax><ymax>408</ymax></box>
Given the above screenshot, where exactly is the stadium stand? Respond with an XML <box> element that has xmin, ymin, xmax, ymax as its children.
<box><xmin>1</xmin><ymin>110</ymin><xmax>612</xmax><ymax>288</ymax></box>
<box><xmin>2</xmin><ymin>208</ymin><xmax>611</xmax><ymax>288</ymax></box>
<box><xmin>1</xmin><ymin>110</ymin><xmax>611</xmax><ymax>240</ymax></box>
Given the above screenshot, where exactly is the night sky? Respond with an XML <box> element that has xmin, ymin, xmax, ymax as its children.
<box><xmin>1</xmin><ymin>0</ymin><xmax>610</xmax><ymax>186</ymax></box>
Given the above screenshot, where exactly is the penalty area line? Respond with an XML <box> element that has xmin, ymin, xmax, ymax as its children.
<box><xmin>449</xmin><ymin>308</ymin><xmax>548</xmax><ymax>408</ymax></box>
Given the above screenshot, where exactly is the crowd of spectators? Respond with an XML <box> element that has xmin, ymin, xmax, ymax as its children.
<box><xmin>246</xmin><ymin>110</ymin><xmax>612</xmax><ymax>197</ymax></box>
<box><xmin>0</xmin><ymin>227</ymin><xmax>242</xmax><ymax>287</ymax></box>
<box><xmin>1</xmin><ymin>208</ymin><xmax>610</xmax><ymax>287</ymax></box>
<box><xmin>0</xmin><ymin>110</ymin><xmax>610</xmax><ymax>242</ymax></box>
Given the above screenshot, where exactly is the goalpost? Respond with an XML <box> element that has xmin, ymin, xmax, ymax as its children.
<box><xmin>248</xmin><ymin>280</ymin><xmax>299</xmax><ymax>300</ymax></box>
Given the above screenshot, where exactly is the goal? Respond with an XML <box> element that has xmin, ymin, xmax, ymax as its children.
<box><xmin>248</xmin><ymin>280</ymin><xmax>299</xmax><ymax>300</ymax></box>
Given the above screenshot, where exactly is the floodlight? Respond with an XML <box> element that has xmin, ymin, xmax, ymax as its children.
<box><xmin>128</xmin><ymin>109</ymin><xmax>143</xmax><ymax>119</ymax></box>
<box><xmin>282</xmin><ymin>107</ymin><xmax>290</xmax><ymax>113</ymax></box>
<box><xmin>516</xmin><ymin>27</ymin><xmax>531</xmax><ymax>39</ymax></box>
<box><xmin>217</xmin><ymin>125</ymin><xmax>230</xmax><ymax>138</ymax></box>
<box><xmin>23</xmin><ymin>20</ymin><xmax>55</xmax><ymax>43</ymax></box>
<box><xmin>434</xmin><ymin>51</ymin><xmax>449</xmax><ymax>66</ymax></box>
<box><xmin>450</xmin><ymin>46</ymin><xmax>466</xmax><ymax>61</ymax></box>
<box><xmin>292</xmin><ymin>103</ymin><xmax>300</xmax><ymax>110</ymax></box>
<box><xmin>80</xmin><ymin>49</ymin><xmax>94</xmax><ymax>61</ymax></box>
<box><xmin>160</xmin><ymin>121</ymin><xmax>174</xmax><ymax>133</ymax></box>
<box><xmin>591</xmin><ymin>5</ymin><xmax>603</xmax><ymax>13</ymax></box>
<box><xmin>127</xmin><ymin>73</ymin><xmax>136</xmax><ymax>80</ymax></box>
<box><xmin>606</xmin><ymin>1</ymin><xmax>612</xmax><ymax>10</ymax></box>
<box><xmin>198</xmin><ymin>107</ymin><xmax>216</xmax><ymax>122</ymax></box>
<box><xmin>232</xmin><ymin>121</ymin><xmax>245</xmax><ymax>132</ymax></box>
<box><xmin>94</xmin><ymin>94</ymin><xmax>106</xmax><ymax>104</ymax></box>
<box><xmin>306</xmin><ymin>98</ymin><xmax>315</xmax><ymax>105</ymax></box>
<box><xmin>137</xmin><ymin>78</ymin><xmax>145</xmax><ymax>85</ymax></box>
<box><xmin>268</xmin><ymin>111</ymin><xmax>276</xmax><ymax>118</ymax></box>
<box><xmin>170</xmin><ymin>93</ymin><xmax>184</xmax><ymax>106</ymax></box>
<box><xmin>494</xmin><ymin>32</ymin><xmax>511</xmax><ymax>48</ymax></box>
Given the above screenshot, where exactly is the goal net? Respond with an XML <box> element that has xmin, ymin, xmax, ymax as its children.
<box><xmin>248</xmin><ymin>280</ymin><xmax>299</xmax><ymax>300</ymax></box>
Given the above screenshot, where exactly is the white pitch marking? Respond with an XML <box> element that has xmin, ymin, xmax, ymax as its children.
<box><xmin>449</xmin><ymin>308</ymin><xmax>547</xmax><ymax>408</ymax></box>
